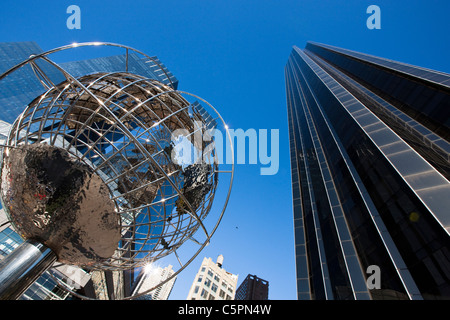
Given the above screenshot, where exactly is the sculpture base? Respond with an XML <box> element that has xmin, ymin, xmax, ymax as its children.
<box><xmin>0</xmin><ymin>239</ymin><xmax>56</xmax><ymax>300</ymax></box>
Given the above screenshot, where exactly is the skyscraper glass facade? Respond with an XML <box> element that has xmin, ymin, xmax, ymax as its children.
<box><xmin>285</xmin><ymin>42</ymin><xmax>450</xmax><ymax>300</ymax></box>
<box><xmin>0</xmin><ymin>42</ymin><xmax>56</xmax><ymax>123</ymax></box>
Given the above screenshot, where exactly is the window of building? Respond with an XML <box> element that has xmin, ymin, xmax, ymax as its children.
<box><xmin>211</xmin><ymin>283</ymin><xmax>218</xmax><ymax>293</ymax></box>
<box><xmin>204</xmin><ymin>278</ymin><xmax>211</xmax><ymax>288</ymax></box>
<box><xmin>219</xmin><ymin>289</ymin><xmax>225</xmax><ymax>298</ymax></box>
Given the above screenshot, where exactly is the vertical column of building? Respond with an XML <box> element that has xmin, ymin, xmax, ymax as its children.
<box><xmin>285</xmin><ymin>57</ymin><xmax>320</xmax><ymax>300</ymax></box>
<box><xmin>287</xmin><ymin>48</ymin><xmax>376</xmax><ymax>300</ymax></box>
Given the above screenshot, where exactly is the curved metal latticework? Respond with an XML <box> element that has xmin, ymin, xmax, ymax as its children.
<box><xmin>0</xmin><ymin>42</ymin><xmax>233</xmax><ymax>299</ymax></box>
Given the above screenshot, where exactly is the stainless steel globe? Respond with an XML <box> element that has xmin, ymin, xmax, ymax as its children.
<box><xmin>0</xmin><ymin>42</ymin><xmax>233</xmax><ymax>299</ymax></box>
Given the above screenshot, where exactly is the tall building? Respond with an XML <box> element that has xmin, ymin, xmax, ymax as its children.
<box><xmin>186</xmin><ymin>255</ymin><xmax>238</xmax><ymax>300</ymax></box>
<box><xmin>285</xmin><ymin>42</ymin><xmax>450</xmax><ymax>300</ymax></box>
<box><xmin>235</xmin><ymin>274</ymin><xmax>269</xmax><ymax>300</ymax></box>
<box><xmin>0</xmin><ymin>41</ymin><xmax>179</xmax><ymax>300</ymax></box>
<box><xmin>131</xmin><ymin>264</ymin><xmax>176</xmax><ymax>300</ymax></box>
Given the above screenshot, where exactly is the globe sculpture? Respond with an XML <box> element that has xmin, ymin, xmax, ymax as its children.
<box><xmin>0</xmin><ymin>43</ymin><xmax>233</xmax><ymax>299</ymax></box>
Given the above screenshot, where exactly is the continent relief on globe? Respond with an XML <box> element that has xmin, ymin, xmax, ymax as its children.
<box><xmin>1</xmin><ymin>143</ymin><xmax>121</xmax><ymax>267</ymax></box>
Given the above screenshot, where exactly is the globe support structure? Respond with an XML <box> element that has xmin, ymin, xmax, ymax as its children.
<box><xmin>0</xmin><ymin>240</ymin><xmax>57</xmax><ymax>300</ymax></box>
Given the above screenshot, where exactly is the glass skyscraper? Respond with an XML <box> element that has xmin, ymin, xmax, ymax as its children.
<box><xmin>285</xmin><ymin>42</ymin><xmax>450</xmax><ymax>300</ymax></box>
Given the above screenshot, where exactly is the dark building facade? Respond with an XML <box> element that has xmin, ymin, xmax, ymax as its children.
<box><xmin>235</xmin><ymin>274</ymin><xmax>269</xmax><ymax>300</ymax></box>
<box><xmin>285</xmin><ymin>42</ymin><xmax>450</xmax><ymax>300</ymax></box>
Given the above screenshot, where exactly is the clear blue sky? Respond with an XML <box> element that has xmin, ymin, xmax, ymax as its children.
<box><xmin>1</xmin><ymin>0</ymin><xmax>449</xmax><ymax>300</ymax></box>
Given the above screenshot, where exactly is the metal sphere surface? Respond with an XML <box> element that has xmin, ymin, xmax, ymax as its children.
<box><xmin>1</xmin><ymin>72</ymin><xmax>221</xmax><ymax>271</ymax></box>
<box><xmin>1</xmin><ymin>143</ymin><xmax>121</xmax><ymax>266</ymax></box>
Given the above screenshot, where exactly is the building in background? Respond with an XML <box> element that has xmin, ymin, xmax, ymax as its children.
<box><xmin>186</xmin><ymin>255</ymin><xmax>238</xmax><ymax>300</ymax></box>
<box><xmin>131</xmin><ymin>264</ymin><xmax>176</xmax><ymax>300</ymax></box>
<box><xmin>0</xmin><ymin>41</ymin><xmax>179</xmax><ymax>300</ymax></box>
<box><xmin>285</xmin><ymin>42</ymin><xmax>450</xmax><ymax>300</ymax></box>
<box><xmin>0</xmin><ymin>41</ymin><xmax>61</xmax><ymax>123</ymax></box>
<box><xmin>235</xmin><ymin>274</ymin><xmax>269</xmax><ymax>300</ymax></box>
